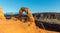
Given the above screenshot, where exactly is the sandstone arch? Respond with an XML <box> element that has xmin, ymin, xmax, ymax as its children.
<box><xmin>18</xmin><ymin>7</ymin><xmax>34</xmax><ymax>22</ymax></box>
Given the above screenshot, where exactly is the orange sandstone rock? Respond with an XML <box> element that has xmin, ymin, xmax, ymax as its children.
<box><xmin>0</xmin><ymin>7</ymin><xmax>6</xmax><ymax>20</ymax></box>
<box><xmin>0</xmin><ymin>7</ymin><xmax>59</xmax><ymax>33</ymax></box>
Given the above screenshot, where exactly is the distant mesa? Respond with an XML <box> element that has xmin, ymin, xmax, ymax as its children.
<box><xmin>33</xmin><ymin>12</ymin><xmax>60</xmax><ymax>19</ymax></box>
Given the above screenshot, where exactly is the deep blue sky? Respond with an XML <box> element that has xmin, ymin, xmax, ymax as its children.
<box><xmin>0</xmin><ymin>0</ymin><xmax>60</xmax><ymax>14</ymax></box>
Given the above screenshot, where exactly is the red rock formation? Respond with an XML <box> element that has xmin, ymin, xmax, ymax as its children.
<box><xmin>18</xmin><ymin>7</ymin><xmax>34</xmax><ymax>22</ymax></box>
<box><xmin>0</xmin><ymin>7</ymin><xmax>6</xmax><ymax>20</ymax></box>
<box><xmin>0</xmin><ymin>7</ymin><xmax>59</xmax><ymax>33</ymax></box>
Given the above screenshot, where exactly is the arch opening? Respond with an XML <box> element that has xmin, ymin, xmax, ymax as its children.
<box><xmin>21</xmin><ymin>11</ymin><xmax>28</xmax><ymax>22</ymax></box>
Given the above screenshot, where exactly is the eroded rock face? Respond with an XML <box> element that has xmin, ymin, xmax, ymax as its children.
<box><xmin>18</xmin><ymin>7</ymin><xmax>34</xmax><ymax>22</ymax></box>
<box><xmin>0</xmin><ymin>7</ymin><xmax>59</xmax><ymax>33</ymax></box>
<box><xmin>0</xmin><ymin>7</ymin><xmax>6</xmax><ymax>20</ymax></box>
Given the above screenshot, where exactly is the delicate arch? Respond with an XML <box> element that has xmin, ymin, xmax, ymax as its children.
<box><xmin>18</xmin><ymin>7</ymin><xmax>34</xmax><ymax>22</ymax></box>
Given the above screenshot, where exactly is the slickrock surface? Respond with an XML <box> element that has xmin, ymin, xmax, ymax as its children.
<box><xmin>0</xmin><ymin>7</ymin><xmax>6</xmax><ymax>20</ymax></box>
<box><xmin>0</xmin><ymin>7</ymin><xmax>59</xmax><ymax>33</ymax></box>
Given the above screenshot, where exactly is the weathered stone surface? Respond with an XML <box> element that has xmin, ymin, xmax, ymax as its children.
<box><xmin>0</xmin><ymin>7</ymin><xmax>59</xmax><ymax>33</ymax></box>
<box><xmin>0</xmin><ymin>7</ymin><xmax>6</xmax><ymax>20</ymax></box>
